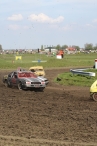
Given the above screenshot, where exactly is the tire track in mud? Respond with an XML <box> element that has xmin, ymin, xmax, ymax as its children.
<box><xmin>0</xmin><ymin>135</ymin><xmax>97</xmax><ymax>146</ymax></box>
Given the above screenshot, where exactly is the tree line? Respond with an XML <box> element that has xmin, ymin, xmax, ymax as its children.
<box><xmin>55</xmin><ymin>44</ymin><xmax>97</xmax><ymax>51</ymax></box>
<box><xmin>41</xmin><ymin>43</ymin><xmax>97</xmax><ymax>51</ymax></box>
<box><xmin>0</xmin><ymin>43</ymin><xmax>97</xmax><ymax>51</ymax></box>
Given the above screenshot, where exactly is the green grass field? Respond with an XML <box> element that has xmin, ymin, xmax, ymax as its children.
<box><xmin>0</xmin><ymin>52</ymin><xmax>97</xmax><ymax>87</ymax></box>
<box><xmin>0</xmin><ymin>52</ymin><xmax>96</xmax><ymax>69</ymax></box>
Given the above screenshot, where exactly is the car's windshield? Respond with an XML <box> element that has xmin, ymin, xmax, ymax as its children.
<box><xmin>35</xmin><ymin>69</ymin><xmax>43</xmax><ymax>71</ymax></box>
<box><xmin>18</xmin><ymin>72</ymin><xmax>37</xmax><ymax>78</ymax></box>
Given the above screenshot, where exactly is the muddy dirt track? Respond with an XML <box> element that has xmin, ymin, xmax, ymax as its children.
<box><xmin>0</xmin><ymin>68</ymin><xmax>97</xmax><ymax>146</ymax></box>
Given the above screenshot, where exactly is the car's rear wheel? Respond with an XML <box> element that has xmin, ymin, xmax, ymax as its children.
<box><xmin>8</xmin><ymin>81</ymin><xmax>12</xmax><ymax>88</ymax></box>
<box><xmin>18</xmin><ymin>82</ymin><xmax>22</xmax><ymax>90</ymax></box>
<box><xmin>92</xmin><ymin>92</ymin><xmax>97</xmax><ymax>101</ymax></box>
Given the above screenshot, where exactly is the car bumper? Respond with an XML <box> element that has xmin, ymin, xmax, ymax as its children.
<box><xmin>23</xmin><ymin>84</ymin><xmax>46</xmax><ymax>88</ymax></box>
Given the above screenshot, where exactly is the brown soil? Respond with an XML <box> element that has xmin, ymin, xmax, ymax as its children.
<box><xmin>0</xmin><ymin>68</ymin><xmax>97</xmax><ymax>146</ymax></box>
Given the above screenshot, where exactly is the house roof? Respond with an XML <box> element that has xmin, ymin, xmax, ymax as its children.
<box><xmin>67</xmin><ymin>47</ymin><xmax>76</xmax><ymax>51</ymax></box>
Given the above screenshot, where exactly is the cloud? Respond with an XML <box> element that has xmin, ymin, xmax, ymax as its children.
<box><xmin>63</xmin><ymin>25</ymin><xmax>72</xmax><ymax>31</ymax></box>
<box><xmin>49</xmin><ymin>23</ymin><xmax>73</xmax><ymax>32</ymax></box>
<box><xmin>8</xmin><ymin>24</ymin><xmax>20</xmax><ymax>30</ymax></box>
<box><xmin>8</xmin><ymin>24</ymin><xmax>29</xmax><ymax>30</ymax></box>
<box><xmin>93</xmin><ymin>19</ymin><xmax>97</xmax><ymax>23</ymax></box>
<box><xmin>23</xmin><ymin>26</ymin><xmax>29</xmax><ymax>29</ymax></box>
<box><xmin>86</xmin><ymin>24</ymin><xmax>92</xmax><ymax>27</ymax></box>
<box><xmin>53</xmin><ymin>0</ymin><xmax>97</xmax><ymax>3</ymax></box>
<box><xmin>84</xmin><ymin>23</ymin><xmax>97</xmax><ymax>29</ymax></box>
<box><xmin>28</xmin><ymin>13</ymin><xmax>64</xmax><ymax>23</ymax></box>
<box><xmin>7</xmin><ymin>14</ymin><xmax>23</xmax><ymax>21</ymax></box>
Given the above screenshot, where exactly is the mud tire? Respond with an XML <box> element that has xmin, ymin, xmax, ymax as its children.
<box><xmin>39</xmin><ymin>87</ymin><xmax>45</xmax><ymax>92</ymax></box>
<box><xmin>18</xmin><ymin>82</ymin><xmax>22</xmax><ymax>90</ymax></box>
<box><xmin>92</xmin><ymin>92</ymin><xmax>97</xmax><ymax>101</ymax></box>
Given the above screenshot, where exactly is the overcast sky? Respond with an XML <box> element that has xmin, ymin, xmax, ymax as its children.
<box><xmin>1</xmin><ymin>0</ymin><xmax>97</xmax><ymax>50</ymax></box>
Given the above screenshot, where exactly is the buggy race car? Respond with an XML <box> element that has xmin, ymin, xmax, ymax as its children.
<box><xmin>29</xmin><ymin>66</ymin><xmax>45</xmax><ymax>77</ymax></box>
<box><xmin>3</xmin><ymin>69</ymin><xmax>48</xmax><ymax>91</ymax></box>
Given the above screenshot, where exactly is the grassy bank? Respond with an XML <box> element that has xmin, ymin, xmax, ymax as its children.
<box><xmin>55</xmin><ymin>71</ymin><xmax>96</xmax><ymax>87</ymax></box>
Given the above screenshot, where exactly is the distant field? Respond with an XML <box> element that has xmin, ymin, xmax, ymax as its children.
<box><xmin>0</xmin><ymin>53</ymin><xmax>96</xmax><ymax>69</ymax></box>
<box><xmin>0</xmin><ymin>52</ymin><xmax>97</xmax><ymax>87</ymax></box>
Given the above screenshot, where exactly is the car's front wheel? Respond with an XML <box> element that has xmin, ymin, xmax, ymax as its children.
<box><xmin>39</xmin><ymin>87</ymin><xmax>45</xmax><ymax>92</ymax></box>
<box><xmin>18</xmin><ymin>82</ymin><xmax>22</xmax><ymax>90</ymax></box>
<box><xmin>92</xmin><ymin>92</ymin><xmax>97</xmax><ymax>101</ymax></box>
